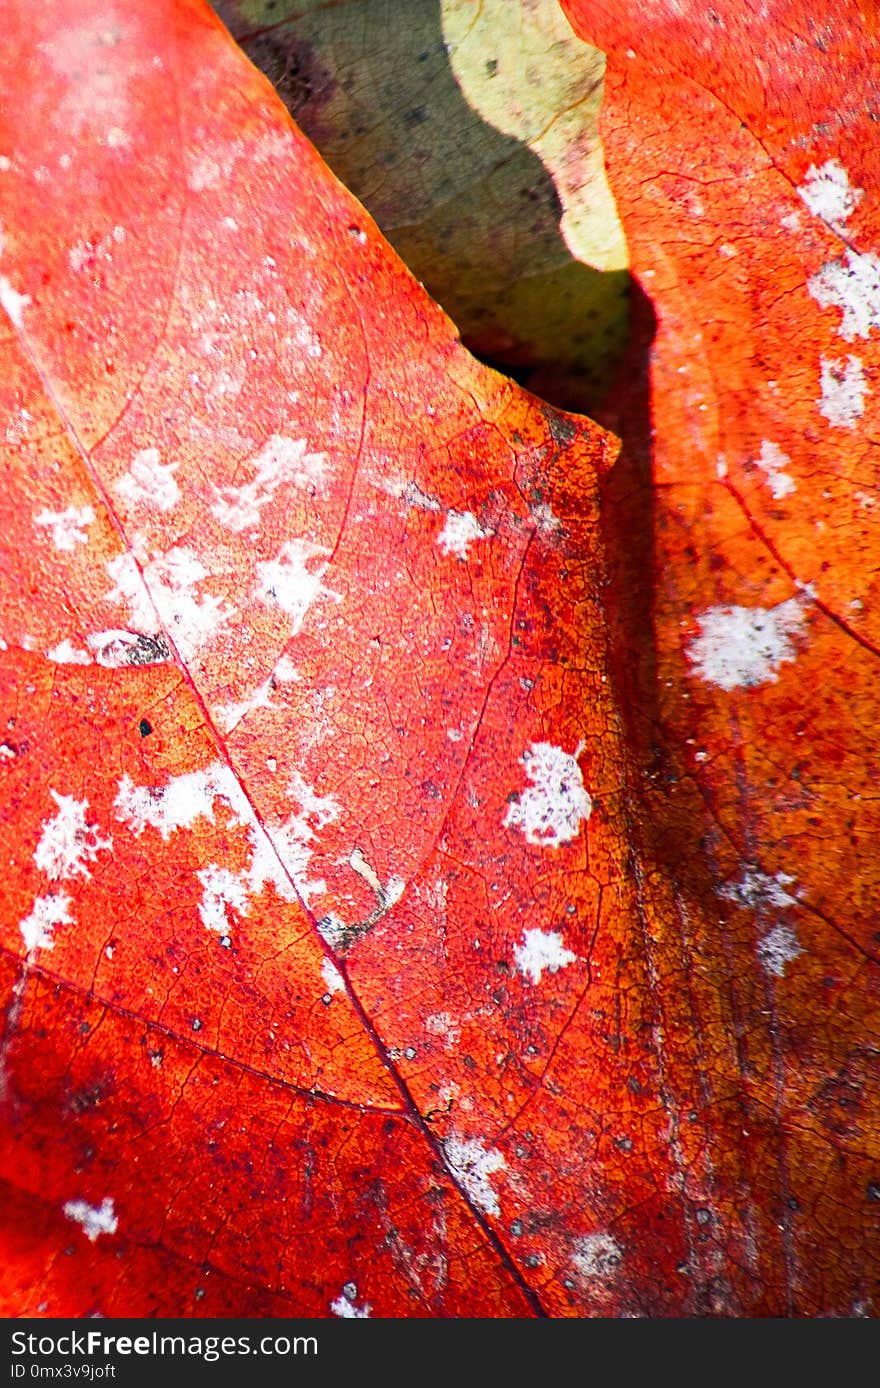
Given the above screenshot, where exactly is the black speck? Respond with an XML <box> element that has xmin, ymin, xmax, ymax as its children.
<box><xmin>485</xmin><ymin>58</ymin><xmax>498</xmax><ymax>76</ymax></box>
<box><xmin>138</xmin><ymin>718</ymin><xmax>153</xmax><ymax>738</ymax></box>
<box><xmin>404</xmin><ymin>106</ymin><xmax>428</xmax><ymax>128</ymax></box>
<box><xmin>867</xmin><ymin>1181</ymin><xmax>880</xmax><ymax>1202</ymax></box>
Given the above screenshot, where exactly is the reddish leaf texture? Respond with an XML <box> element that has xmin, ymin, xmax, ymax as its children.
<box><xmin>559</xmin><ymin>0</ymin><xmax>880</xmax><ymax>1315</ymax></box>
<box><xmin>0</xmin><ymin>0</ymin><xmax>877</xmax><ymax>1320</ymax></box>
<box><xmin>0</xmin><ymin>0</ymin><xmax>655</xmax><ymax>1319</ymax></box>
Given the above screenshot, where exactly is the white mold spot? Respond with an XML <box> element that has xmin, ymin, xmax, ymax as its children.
<box><xmin>229</xmin><ymin>770</ymin><xmax>341</xmax><ymax>911</ymax></box>
<box><xmin>106</xmin><ymin>548</ymin><xmax>232</xmax><ymax>661</ymax></box>
<box><xmin>513</xmin><ymin>928</ymin><xmax>577</xmax><ymax>984</ymax></box>
<box><xmin>35</xmin><ymin>791</ymin><xmax>111</xmax><ymax>881</ymax></box>
<box><xmin>756</xmin><ymin>442</ymin><xmax>796</xmax><ymax>500</ymax></box>
<box><xmin>63</xmin><ymin>1196</ymin><xmax>117</xmax><ymax>1243</ymax></box>
<box><xmin>115</xmin><ymin>448</ymin><xmax>180</xmax><ymax>512</ymax></box>
<box><xmin>5</xmin><ymin>407</ymin><xmax>34</xmax><ymax>445</ymax></box>
<box><xmin>267</xmin><ymin>771</ymin><xmax>340</xmax><ymax>904</ymax></box>
<box><xmin>255</xmin><ymin>539</ymin><xmax>340</xmax><ymax>636</ymax></box>
<box><xmin>19</xmin><ymin>893</ymin><xmax>72</xmax><ymax>953</ymax></box>
<box><xmin>45</xmin><ymin>639</ymin><xmax>92</xmax><ymax>665</ymax></box>
<box><xmin>572</xmin><ymin>1232</ymin><xmax>623</xmax><ymax>1279</ymax></box>
<box><xmin>798</xmin><ymin>159</ymin><xmax>863</xmax><ymax>232</ymax></box>
<box><xmin>437</xmin><ymin>510</ymin><xmax>489</xmax><ymax>559</ymax></box>
<box><xmin>321</xmin><ymin>957</ymin><xmax>345</xmax><ymax>995</ymax></box>
<box><xmin>819</xmin><ymin>355</ymin><xmax>867</xmax><ymax>428</ymax></box>
<box><xmin>187</xmin><ymin>154</ymin><xmax>229</xmax><ymax>192</ymax></box>
<box><xmin>212</xmin><ymin>435</ymin><xmax>329</xmax><ymax>532</ymax></box>
<box><xmin>116</xmin><ymin>763</ymin><xmax>339</xmax><ymax>929</ymax></box>
<box><xmin>531</xmin><ymin>501</ymin><xmax>561</xmax><ymax>534</ymax></box>
<box><xmin>443</xmin><ymin>1135</ymin><xmax>506</xmax><ymax>1218</ymax></box>
<box><xmin>330</xmin><ymin>1283</ymin><xmax>371</xmax><ymax>1318</ymax></box>
<box><xmin>808</xmin><ymin>249</ymin><xmax>880</xmax><ymax>341</ymax></box>
<box><xmin>115</xmin><ymin>763</ymin><xmax>249</xmax><ymax>840</ymax></box>
<box><xmin>0</xmin><ymin>277</ymin><xmax>30</xmax><ymax>328</ymax></box>
<box><xmin>34</xmin><ymin>505</ymin><xmax>95</xmax><ymax>551</ymax></box>
<box><xmin>197</xmin><ymin>864</ymin><xmax>250</xmax><ymax>937</ymax></box>
<box><xmin>425</xmin><ymin>1011</ymin><xmax>461</xmax><ymax>1049</ymax></box>
<box><xmin>503</xmin><ymin>742</ymin><xmax>592</xmax><ymax>849</ymax></box>
<box><xmin>687</xmin><ymin>599</ymin><xmax>806</xmax><ymax>690</ymax></box>
<box><xmin>721</xmin><ymin>866</ymin><xmax>798</xmax><ymax>911</ymax></box>
<box><xmin>758</xmin><ymin>923</ymin><xmax>804</xmax><ymax>978</ymax></box>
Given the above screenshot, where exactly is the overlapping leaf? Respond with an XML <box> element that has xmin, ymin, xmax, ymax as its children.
<box><xmin>212</xmin><ymin>0</ymin><xmax>630</xmax><ymax>411</ymax></box>
<box><xmin>558</xmin><ymin>0</ymin><xmax>880</xmax><ymax>1315</ymax></box>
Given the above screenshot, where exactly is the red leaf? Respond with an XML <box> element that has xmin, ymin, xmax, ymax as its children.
<box><xmin>558</xmin><ymin>0</ymin><xmax>880</xmax><ymax>1316</ymax></box>
<box><xmin>0</xmin><ymin>0</ymin><xmax>646</xmax><ymax>1317</ymax></box>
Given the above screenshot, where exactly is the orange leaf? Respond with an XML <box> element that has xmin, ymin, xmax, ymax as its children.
<box><xmin>0</xmin><ymin>0</ymin><xmax>654</xmax><ymax>1318</ymax></box>
<box><xmin>559</xmin><ymin>0</ymin><xmax>880</xmax><ymax>1315</ymax></box>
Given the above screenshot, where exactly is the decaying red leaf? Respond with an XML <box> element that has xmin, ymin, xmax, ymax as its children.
<box><xmin>558</xmin><ymin>0</ymin><xmax>880</xmax><ymax>1315</ymax></box>
<box><xmin>2</xmin><ymin>0</ymin><xmax>877</xmax><ymax>1321</ymax></box>
<box><xmin>0</xmin><ymin>0</ymin><xmax>669</xmax><ymax>1318</ymax></box>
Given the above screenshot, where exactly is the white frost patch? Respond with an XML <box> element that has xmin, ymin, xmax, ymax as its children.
<box><xmin>115</xmin><ymin>763</ymin><xmax>249</xmax><ymax>840</ymax></box>
<box><xmin>187</xmin><ymin>153</ymin><xmax>230</xmax><ymax>192</ymax></box>
<box><xmin>63</xmin><ymin>1196</ymin><xmax>117</xmax><ymax>1243</ymax></box>
<box><xmin>221</xmin><ymin>771</ymin><xmax>340</xmax><ymax>912</ymax></box>
<box><xmin>798</xmin><ymin>159</ymin><xmax>863</xmax><ymax>232</ymax></box>
<box><xmin>212</xmin><ymin>435</ymin><xmax>329</xmax><ymax>532</ymax></box>
<box><xmin>513</xmin><ymin>928</ymin><xmax>576</xmax><ymax>984</ymax></box>
<box><xmin>213</xmin><ymin>673</ymin><xmax>277</xmax><ymax>734</ymax></box>
<box><xmin>756</xmin><ymin>442</ymin><xmax>796</xmax><ymax>500</ymax></box>
<box><xmin>116</xmin><ymin>763</ymin><xmax>339</xmax><ymax>931</ymax></box>
<box><xmin>425</xmin><ymin>1011</ymin><xmax>461</xmax><ymax>1049</ymax></box>
<box><xmin>197</xmin><ymin>865</ymin><xmax>250</xmax><ymax>937</ymax></box>
<box><xmin>45</xmin><ymin>639</ymin><xmax>92</xmax><ymax>665</ymax></box>
<box><xmin>443</xmin><ymin>1135</ymin><xmax>506</xmax><ymax>1218</ymax></box>
<box><xmin>34</xmin><ymin>505</ymin><xmax>95</xmax><ymax>551</ymax></box>
<box><xmin>269</xmin><ymin>771</ymin><xmax>340</xmax><ymax>904</ymax></box>
<box><xmin>35</xmin><ymin>791</ymin><xmax>111</xmax><ymax>881</ymax></box>
<box><xmin>321</xmin><ymin>957</ymin><xmax>345</xmax><ymax>995</ymax></box>
<box><xmin>19</xmin><ymin>893</ymin><xmax>73</xmax><ymax>953</ymax></box>
<box><xmin>437</xmin><ymin>510</ymin><xmax>489</xmax><ymax>559</ymax></box>
<box><xmin>721</xmin><ymin>866</ymin><xmax>798</xmax><ymax>912</ymax></box>
<box><xmin>687</xmin><ymin>598</ymin><xmax>806</xmax><ymax>690</ymax></box>
<box><xmin>6</xmin><ymin>407</ymin><xmax>33</xmax><ymax>445</ymax></box>
<box><xmin>808</xmin><ymin>249</ymin><xmax>880</xmax><ymax>341</ymax></box>
<box><xmin>106</xmin><ymin>548</ymin><xmax>232</xmax><ymax>661</ymax></box>
<box><xmin>115</xmin><ymin>448</ymin><xmax>180</xmax><ymax>512</ymax></box>
<box><xmin>572</xmin><ymin>1232</ymin><xmax>623</xmax><ymax>1279</ymax></box>
<box><xmin>758</xmin><ymin>924</ymin><xmax>804</xmax><ymax>978</ymax></box>
<box><xmin>503</xmin><ymin>742</ymin><xmax>592</xmax><ymax>849</ymax></box>
<box><xmin>330</xmin><ymin>1283</ymin><xmax>371</xmax><ymax>1318</ymax></box>
<box><xmin>819</xmin><ymin>355</ymin><xmax>867</xmax><ymax>428</ymax></box>
<box><xmin>531</xmin><ymin>501</ymin><xmax>561</xmax><ymax>534</ymax></box>
<box><xmin>67</xmin><ymin>225</ymin><xmax>125</xmax><ymax>274</ymax></box>
<box><xmin>255</xmin><ymin>539</ymin><xmax>339</xmax><ymax>635</ymax></box>
<box><xmin>0</xmin><ymin>276</ymin><xmax>30</xmax><ymax>328</ymax></box>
